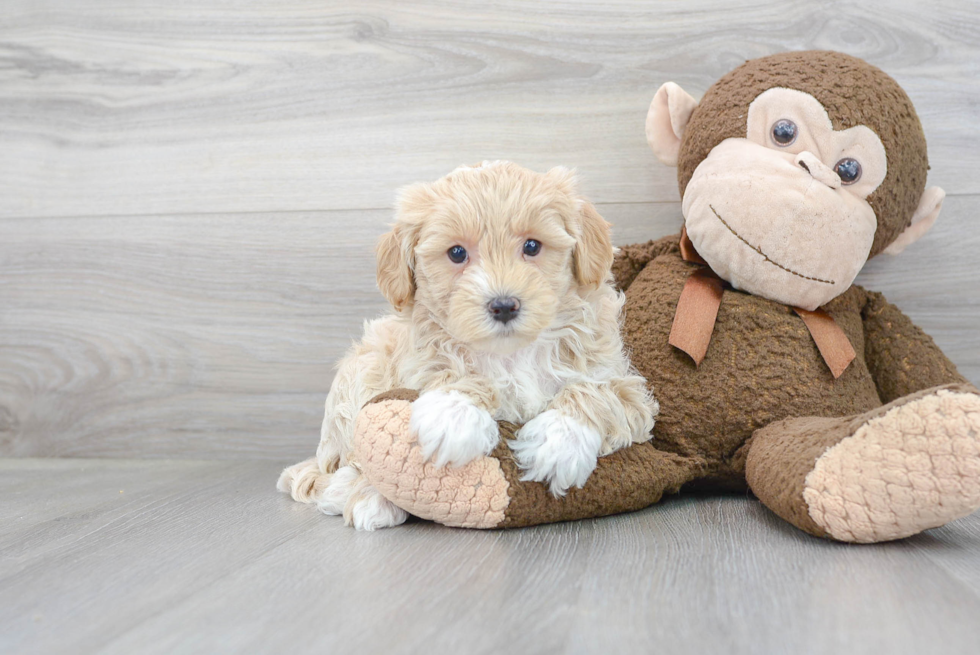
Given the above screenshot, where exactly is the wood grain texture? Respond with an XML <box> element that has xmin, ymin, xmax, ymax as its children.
<box><xmin>1</xmin><ymin>0</ymin><xmax>978</xmax><ymax>460</ymax></box>
<box><xmin>2</xmin><ymin>198</ymin><xmax>977</xmax><ymax>460</ymax></box>
<box><xmin>1</xmin><ymin>0</ymin><xmax>979</xmax><ymax>219</ymax></box>
<box><xmin>3</xmin><ymin>6</ymin><xmax>979</xmax><ymax>652</ymax></box>
<box><xmin>0</xmin><ymin>209</ymin><xmax>385</xmax><ymax>458</ymax></box>
<box><xmin>2</xmin><ymin>458</ymin><xmax>980</xmax><ymax>655</ymax></box>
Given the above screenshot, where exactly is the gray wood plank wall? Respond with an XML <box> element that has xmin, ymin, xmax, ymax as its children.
<box><xmin>2</xmin><ymin>1</ymin><xmax>979</xmax><ymax>460</ymax></box>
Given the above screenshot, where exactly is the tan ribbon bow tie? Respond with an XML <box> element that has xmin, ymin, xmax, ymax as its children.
<box><xmin>668</xmin><ymin>228</ymin><xmax>856</xmax><ymax>379</ymax></box>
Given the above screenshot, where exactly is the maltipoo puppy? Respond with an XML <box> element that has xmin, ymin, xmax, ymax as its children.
<box><xmin>278</xmin><ymin>161</ymin><xmax>657</xmax><ymax>529</ymax></box>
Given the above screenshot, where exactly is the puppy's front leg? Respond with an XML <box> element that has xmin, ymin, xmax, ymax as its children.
<box><xmin>513</xmin><ymin>377</ymin><xmax>657</xmax><ymax>495</ymax></box>
<box><xmin>411</xmin><ymin>378</ymin><xmax>500</xmax><ymax>468</ymax></box>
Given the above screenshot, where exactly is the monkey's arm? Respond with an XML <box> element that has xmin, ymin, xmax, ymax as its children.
<box><xmin>861</xmin><ymin>289</ymin><xmax>972</xmax><ymax>403</ymax></box>
<box><xmin>612</xmin><ymin>234</ymin><xmax>680</xmax><ymax>291</ymax></box>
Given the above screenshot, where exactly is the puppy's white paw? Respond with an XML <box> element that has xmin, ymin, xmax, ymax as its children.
<box><xmin>346</xmin><ymin>485</ymin><xmax>409</xmax><ymax>531</ymax></box>
<box><xmin>277</xmin><ymin>457</ymin><xmax>331</xmax><ymax>504</ymax></box>
<box><xmin>318</xmin><ymin>466</ymin><xmax>408</xmax><ymax>530</ymax></box>
<box><xmin>410</xmin><ymin>390</ymin><xmax>499</xmax><ymax>468</ymax></box>
<box><xmin>513</xmin><ymin>410</ymin><xmax>601</xmax><ymax>496</ymax></box>
<box><xmin>315</xmin><ymin>465</ymin><xmax>360</xmax><ymax>515</ymax></box>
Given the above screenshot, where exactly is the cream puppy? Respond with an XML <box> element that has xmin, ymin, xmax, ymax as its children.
<box><xmin>278</xmin><ymin>162</ymin><xmax>657</xmax><ymax>530</ymax></box>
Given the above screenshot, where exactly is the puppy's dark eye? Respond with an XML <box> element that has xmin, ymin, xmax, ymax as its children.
<box><xmin>447</xmin><ymin>245</ymin><xmax>468</xmax><ymax>263</ymax></box>
<box><xmin>834</xmin><ymin>158</ymin><xmax>861</xmax><ymax>185</ymax></box>
<box><xmin>771</xmin><ymin>119</ymin><xmax>798</xmax><ymax>146</ymax></box>
<box><xmin>523</xmin><ymin>239</ymin><xmax>541</xmax><ymax>257</ymax></box>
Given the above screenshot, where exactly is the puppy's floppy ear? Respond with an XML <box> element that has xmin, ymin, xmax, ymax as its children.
<box><xmin>546</xmin><ymin>167</ymin><xmax>615</xmax><ymax>290</ymax></box>
<box><xmin>572</xmin><ymin>200</ymin><xmax>614</xmax><ymax>290</ymax></box>
<box><xmin>376</xmin><ymin>182</ymin><xmax>432</xmax><ymax>312</ymax></box>
<box><xmin>376</xmin><ymin>225</ymin><xmax>415</xmax><ymax>312</ymax></box>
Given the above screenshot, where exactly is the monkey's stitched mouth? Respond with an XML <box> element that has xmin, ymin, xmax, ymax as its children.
<box><xmin>708</xmin><ymin>205</ymin><xmax>835</xmax><ymax>285</ymax></box>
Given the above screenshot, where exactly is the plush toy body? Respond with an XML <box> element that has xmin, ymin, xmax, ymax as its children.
<box><xmin>351</xmin><ymin>51</ymin><xmax>980</xmax><ymax>543</ymax></box>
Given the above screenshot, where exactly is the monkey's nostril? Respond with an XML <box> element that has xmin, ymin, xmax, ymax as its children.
<box><xmin>488</xmin><ymin>297</ymin><xmax>521</xmax><ymax>324</ymax></box>
<box><xmin>795</xmin><ymin>151</ymin><xmax>841</xmax><ymax>189</ymax></box>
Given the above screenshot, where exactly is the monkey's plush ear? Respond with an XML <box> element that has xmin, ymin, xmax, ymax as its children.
<box><xmin>377</xmin><ymin>183</ymin><xmax>431</xmax><ymax>311</ymax></box>
<box><xmin>573</xmin><ymin>201</ymin><xmax>615</xmax><ymax>290</ymax></box>
<box><xmin>645</xmin><ymin>82</ymin><xmax>699</xmax><ymax>167</ymax></box>
<box><xmin>883</xmin><ymin>187</ymin><xmax>945</xmax><ymax>256</ymax></box>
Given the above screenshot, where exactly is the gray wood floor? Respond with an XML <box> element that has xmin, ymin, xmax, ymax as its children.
<box><xmin>3</xmin><ymin>459</ymin><xmax>980</xmax><ymax>655</ymax></box>
<box><xmin>2</xmin><ymin>2</ymin><xmax>980</xmax><ymax>653</ymax></box>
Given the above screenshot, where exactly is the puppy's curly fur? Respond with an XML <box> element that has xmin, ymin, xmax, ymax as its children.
<box><xmin>278</xmin><ymin>162</ymin><xmax>657</xmax><ymax>530</ymax></box>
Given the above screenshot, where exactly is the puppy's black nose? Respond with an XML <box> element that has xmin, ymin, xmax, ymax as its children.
<box><xmin>488</xmin><ymin>297</ymin><xmax>521</xmax><ymax>324</ymax></box>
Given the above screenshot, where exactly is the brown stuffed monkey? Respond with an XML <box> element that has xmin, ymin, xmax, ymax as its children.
<box><xmin>350</xmin><ymin>51</ymin><xmax>980</xmax><ymax>543</ymax></box>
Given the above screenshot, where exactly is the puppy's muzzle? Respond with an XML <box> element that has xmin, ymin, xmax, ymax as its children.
<box><xmin>488</xmin><ymin>297</ymin><xmax>521</xmax><ymax>324</ymax></box>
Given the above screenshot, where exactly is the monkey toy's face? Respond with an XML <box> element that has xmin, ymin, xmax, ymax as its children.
<box><xmin>682</xmin><ymin>88</ymin><xmax>888</xmax><ymax>310</ymax></box>
<box><xmin>645</xmin><ymin>53</ymin><xmax>945</xmax><ymax>312</ymax></box>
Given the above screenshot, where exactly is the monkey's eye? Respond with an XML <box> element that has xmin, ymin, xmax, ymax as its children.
<box><xmin>523</xmin><ymin>239</ymin><xmax>542</xmax><ymax>257</ymax></box>
<box><xmin>834</xmin><ymin>158</ymin><xmax>862</xmax><ymax>185</ymax></box>
<box><xmin>447</xmin><ymin>245</ymin><xmax>468</xmax><ymax>263</ymax></box>
<box><xmin>771</xmin><ymin>119</ymin><xmax>798</xmax><ymax>146</ymax></box>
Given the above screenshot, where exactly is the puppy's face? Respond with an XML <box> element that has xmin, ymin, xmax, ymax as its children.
<box><xmin>377</xmin><ymin>162</ymin><xmax>614</xmax><ymax>354</ymax></box>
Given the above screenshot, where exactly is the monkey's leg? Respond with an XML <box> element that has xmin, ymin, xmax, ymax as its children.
<box><xmin>862</xmin><ymin>290</ymin><xmax>969</xmax><ymax>402</ymax></box>
<box><xmin>746</xmin><ymin>383</ymin><xmax>980</xmax><ymax>543</ymax></box>
<box><xmin>352</xmin><ymin>390</ymin><xmax>704</xmax><ymax>529</ymax></box>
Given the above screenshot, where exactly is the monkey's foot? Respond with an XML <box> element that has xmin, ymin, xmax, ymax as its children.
<box><xmin>749</xmin><ymin>384</ymin><xmax>980</xmax><ymax>543</ymax></box>
<box><xmin>805</xmin><ymin>388</ymin><xmax>980</xmax><ymax>542</ymax></box>
<box><xmin>353</xmin><ymin>390</ymin><xmax>702</xmax><ymax>529</ymax></box>
<box><xmin>353</xmin><ymin>390</ymin><xmax>511</xmax><ymax>528</ymax></box>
